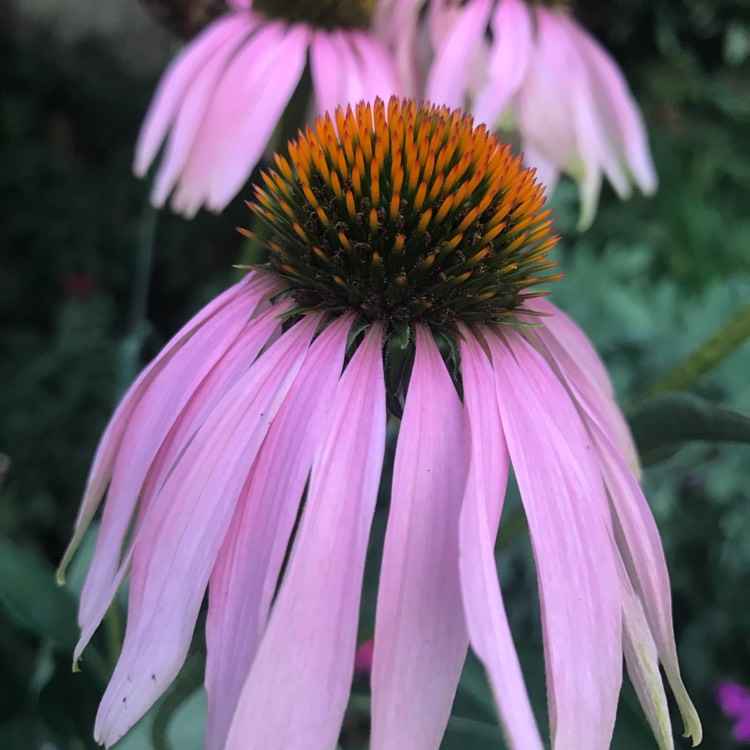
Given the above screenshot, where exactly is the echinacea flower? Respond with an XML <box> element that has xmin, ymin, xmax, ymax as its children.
<box><xmin>135</xmin><ymin>0</ymin><xmax>404</xmax><ymax>217</ymax></box>
<box><xmin>717</xmin><ymin>681</ymin><xmax>750</xmax><ymax>742</ymax></box>
<box><xmin>426</xmin><ymin>0</ymin><xmax>658</xmax><ymax>229</ymax></box>
<box><xmin>61</xmin><ymin>98</ymin><xmax>700</xmax><ymax>750</ymax></box>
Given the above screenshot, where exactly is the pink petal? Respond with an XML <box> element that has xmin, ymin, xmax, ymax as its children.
<box><xmin>472</xmin><ymin>0</ymin><xmax>533</xmax><ymax>128</ymax></box>
<box><xmin>225</xmin><ymin>326</ymin><xmax>386</xmax><ymax>750</ymax></box>
<box><xmin>426</xmin><ymin>0</ymin><xmax>493</xmax><ymax>109</ymax></box>
<box><xmin>204</xmin><ymin>315</ymin><xmax>352</xmax><ymax>750</ymax></box>
<box><xmin>311</xmin><ymin>31</ymin><xmax>344</xmax><ymax>116</ymax></box>
<box><xmin>522</xmin><ymin>141</ymin><xmax>560</xmax><ymax>200</ymax></box>
<box><xmin>582</xmin><ymin>417</ymin><xmax>702</xmax><ymax>745</ymax></box>
<box><xmin>371</xmin><ymin>326</ymin><xmax>469</xmax><ymax>750</ymax></box>
<box><xmin>566</xmin><ymin>18</ymin><xmax>657</xmax><ymax>194</ymax></box>
<box><xmin>458</xmin><ymin>328</ymin><xmax>543</xmax><ymax>750</ymax></box>
<box><xmin>621</xmin><ymin>562</ymin><xmax>674</xmax><ymax>750</ymax></box>
<box><xmin>170</xmin><ymin>20</ymin><xmax>288</xmax><ymax>217</ymax></box>
<box><xmin>527</xmin><ymin>297</ymin><xmax>640</xmax><ymax>475</ymax></box>
<box><xmin>56</xmin><ymin>275</ymin><xmax>264</xmax><ymax>582</ymax></box>
<box><xmin>535</xmin><ymin>345</ymin><xmax>701</xmax><ymax>746</ymax></box>
<box><xmin>93</xmin><ymin>313</ymin><xmax>318</xmax><ymax>748</ymax></box>
<box><xmin>149</xmin><ymin>15</ymin><xmax>258</xmax><ymax>207</ymax></box>
<box><xmin>75</xmin><ymin>296</ymin><xmax>281</xmax><ymax>661</ymax></box>
<box><xmin>350</xmin><ymin>32</ymin><xmax>401</xmax><ymax>101</ymax></box>
<box><xmin>330</xmin><ymin>31</ymin><xmax>366</xmax><ymax>109</ymax></box>
<box><xmin>490</xmin><ymin>330</ymin><xmax>622</xmax><ymax>749</ymax></box>
<box><xmin>373</xmin><ymin>0</ymin><xmax>423</xmax><ymax>97</ymax></box>
<box><xmin>134</xmin><ymin>14</ymin><xmax>250</xmax><ymax>177</ymax></box>
<box><xmin>205</xmin><ymin>24</ymin><xmax>310</xmax><ymax>211</ymax></box>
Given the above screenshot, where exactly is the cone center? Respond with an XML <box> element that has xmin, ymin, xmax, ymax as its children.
<box><xmin>244</xmin><ymin>98</ymin><xmax>560</xmax><ymax>330</ymax></box>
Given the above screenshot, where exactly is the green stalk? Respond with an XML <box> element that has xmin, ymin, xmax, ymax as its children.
<box><xmin>648</xmin><ymin>302</ymin><xmax>750</xmax><ymax>396</ymax></box>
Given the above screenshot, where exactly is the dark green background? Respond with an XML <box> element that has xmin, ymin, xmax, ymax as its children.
<box><xmin>2</xmin><ymin>1</ymin><xmax>750</xmax><ymax>747</ymax></box>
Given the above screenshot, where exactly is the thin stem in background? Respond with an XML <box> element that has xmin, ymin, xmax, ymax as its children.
<box><xmin>648</xmin><ymin>302</ymin><xmax>750</xmax><ymax>396</ymax></box>
<box><xmin>117</xmin><ymin>203</ymin><xmax>158</xmax><ymax>395</ymax></box>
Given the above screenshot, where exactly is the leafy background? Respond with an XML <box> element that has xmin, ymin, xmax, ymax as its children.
<box><xmin>2</xmin><ymin>0</ymin><xmax>750</xmax><ymax>747</ymax></box>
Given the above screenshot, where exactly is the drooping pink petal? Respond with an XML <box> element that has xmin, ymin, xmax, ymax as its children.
<box><xmin>472</xmin><ymin>0</ymin><xmax>533</xmax><ymax>129</ymax></box>
<box><xmin>204</xmin><ymin>315</ymin><xmax>352</xmax><ymax>750</ymax></box>
<box><xmin>458</xmin><ymin>328</ymin><xmax>543</xmax><ymax>750</ymax></box>
<box><xmin>426</xmin><ymin>0</ymin><xmax>493</xmax><ymax>110</ymax></box>
<box><xmin>74</xmin><ymin>297</ymin><xmax>282</xmax><ymax>661</ymax></box>
<box><xmin>331</xmin><ymin>31</ymin><xmax>367</xmax><ymax>109</ymax></box>
<box><xmin>134</xmin><ymin>14</ymin><xmax>251</xmax><ymax>177</ymax></box>
<box><xmin>56</xmin><ymin>274</ymin><xmax>265</xmax><ymax>582</ymax></box>
<box><xmin>531</xmin><ymin>340</ymin><xmax>701</xmax><ymax>746</ymax></box>
<box><xmin>205</xmin><ymin>24</ymin><xmax>310</xmax><ymax>211</ymax></box>
<box><xmin>526</xmin><ymin>297</ymin><xmax>640</xmax><ymax>475</ymax></box>
<box><xmin>225</xmin><ymin>325</ymin><xmax>386</xmax><ymax>750</ymax></box>
<box><xmin>621</xmin><ymin>560</ymin><xmax>674</xmax><ymax>750</ymax></box>
<box><xmin>518</xmin><ymin>9</ymin><xmax>626</xmax><ymax>230</ymax></box>
<box><xmin>373</xmin><ymin>0</ymin><xmax>424</xmax><ymax>97</ymax></box>
<box><xmin>170</xmin><ymin>20</ymin><xmax>287</xmax><ymax>217</ymax></box>
<box><xmin>94</xmin><ymin>313</ymin><xmax>319</xmax><ymax>748</ymax></box>
<box><xmin>490</xmin><ymin>330</ymin><xmax>622</xmax><ymax>749</ymax></box>
<box><xmin>522</xmin><ymin>141</ymin><xmax>560</xmax><ymax>200</ymax></box>
<box><xmin>566</xmin><ymin>18</ymin><xmax>657</xmax><ymax>195</ymax></box>
<box><xmin>149</xmin><ymin>15</ymin><xmax>259</xmax><ymax>207</ymax></box>
<box><xmin>371</xmin><ymin>326</ymin><xmax>469</xmax><ymax>750</ymax></box>
<box><xmin>350</xmin><ymin>32</ymin><xmax>401</xmax><ymax>101</ymax></box>
<box><xmin>515</xmin><ymin>10</ymin><xmax>580</xmax><ymax>186</ymax></box>
<box><xmin>580</xmin><ymin>414</ymin><xmax>702</xmax><ymax>745</ymax></box>
<box><xmin>311</xmin><ymin>31</ymin><xmax>344</xmax><ymax>116</ymax></box>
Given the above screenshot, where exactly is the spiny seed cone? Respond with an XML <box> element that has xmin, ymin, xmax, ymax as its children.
<box><xmin>242</xmin><ymin>97</ymin><xmax>560</xmax><ymax>332</ymax></box>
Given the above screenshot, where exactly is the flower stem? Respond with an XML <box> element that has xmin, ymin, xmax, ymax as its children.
<box><xmin>648</xmin><ymin>302</ymin><xmax>750</xmax><ymax>396</ymax></box>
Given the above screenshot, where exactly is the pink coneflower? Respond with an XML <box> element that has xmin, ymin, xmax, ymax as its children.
<box><xmin>135</xmin><ymin>0</ymin><xmax>404</xmax><ymax>217</ymax></box>
<box><xmin>61</xmin><ymin>99</ymin><xmax>700</xmax><ymax>749</ymax></box>
<box><xmin>717</xmin><ymin>682</ymin><xmax>750</xmax><ymax>742</ymax></box>
<box><xmin>426</xmin><ymin>0</ymin><xmax>658</xmax><ymax>229</ymax></box>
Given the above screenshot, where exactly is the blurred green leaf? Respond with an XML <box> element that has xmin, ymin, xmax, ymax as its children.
<box><xmin>0</xmin><ymin>537</ymin><xmax>78</xmax><ymax>650</ymax></box>
<box><xmin>629</xmin><ymin>393</ymin><xmax>750</xmax><ymax>464</ymax></box>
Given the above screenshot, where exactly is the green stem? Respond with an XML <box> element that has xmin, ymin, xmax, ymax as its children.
<box><xmin>648</xmin><ymin>302</ymin><xmax>750</xmax><ymax>396</ymax></box>
<box><xmin>118</xmin><ymin>204</ymin><xmax>157</xmax><ymax>393</ymax></box>
<box><xmin>104</xmin><ymin>604</ymin><xmax>123</xmax><ymax>669</ymax></box>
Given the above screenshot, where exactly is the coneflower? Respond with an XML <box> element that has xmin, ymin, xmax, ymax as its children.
<box><xmin>135</xmin><ymin>0</ymin><xmax>405</xmax><ymax>217</ymax></box>
<box><xmin>61</xmin><ymin>98</ymin><xmax>700</xmax><ymax>750</ymax></box>
<box><xmin>426</xmin><ymin>0</ymin><xmax>657</xmax><ymax>229</ymax></box>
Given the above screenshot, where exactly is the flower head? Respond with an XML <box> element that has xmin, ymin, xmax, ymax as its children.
<box><xmin>246</xmin><ymin>98</ymin><xmax>558</xmax><ymax>332</ymax></box>
<box><xmin>135</xmin><ymin>0</ymin><xmax>404</xmax><ymax>217</ymax></box>
<box><xmin>63</xmin><ymin>99</ymin><xmax>699</xmax><ymax>750</ymax></box>
<box><xmin>427</xmin><ymin>0</ymin><xmax>657</xmax><ymax>229</ymax></box>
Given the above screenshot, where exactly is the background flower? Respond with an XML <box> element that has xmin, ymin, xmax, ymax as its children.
<box><xmin>135</xmin><ymin>0</ymin><xmax>405</xmax><ymax>216</ymax></box>
<box><xmin>427</xmin><ymin>0</ymin><xmax>657</xmax><ymax>229</ymax></box>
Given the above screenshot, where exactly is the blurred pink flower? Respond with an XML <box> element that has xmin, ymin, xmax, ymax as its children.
<box><xmin>427</xmin><ymin>0</ymin><xmax>657</xmax><ymax>228</ymax></box>
<box><xmin>135</xmin><ymin>0</ymin><xmax>404</xmax><ymax>217</ymax></box>
<box><xmin>62</xmin><ymin>100</ymin><xmax>699</xmax><ymax>750</ymax></box>
<box><xmin>718</xmin><ymin>681</ymin><xmax>750</xmax><ymax>742</ymax></box>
